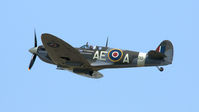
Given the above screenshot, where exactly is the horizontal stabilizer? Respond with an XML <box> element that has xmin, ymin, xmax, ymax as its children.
<box><xmin>147</xmin><ymin>50</ymin><xmax>166</xmax><ymax>60</ymax></box>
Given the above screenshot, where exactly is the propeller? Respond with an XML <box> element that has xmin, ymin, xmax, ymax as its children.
<box><xmin>28</xmin><ymin>30</ymin><xmax>38</xmax><ymax>71</ymax></box>
<box><xmin>34</xmin><ymin>30</ymin><xmax>37</xmax><ymax>47</ymax></box>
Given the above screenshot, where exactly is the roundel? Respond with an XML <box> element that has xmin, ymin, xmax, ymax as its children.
<box><xmin>108</xmin><ymin>49</ymin><xmax>123</xmax><ymax>62</ymax></box>
<box><xmin>47</xmin><ymin>42</ymin><xmax>60</xmax><ymax>48</ymax></box>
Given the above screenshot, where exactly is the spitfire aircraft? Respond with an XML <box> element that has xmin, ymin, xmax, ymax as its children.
<box><xmin>28</xmin><ymin>31</ymin><xmax>174</xmax><ymax>79</ymax></box>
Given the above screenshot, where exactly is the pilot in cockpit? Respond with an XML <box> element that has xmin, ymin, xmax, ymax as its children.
<box><xmin>80</xmin><ymin>43</ymin><xmax>94</xmax><ymax>50</ymax></box>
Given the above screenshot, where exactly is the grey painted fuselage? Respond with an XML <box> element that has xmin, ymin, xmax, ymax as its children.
<box><xmin>36</xmin><ymin>45</ymin><xmax>166</xmax><ymax>71</ymax></box>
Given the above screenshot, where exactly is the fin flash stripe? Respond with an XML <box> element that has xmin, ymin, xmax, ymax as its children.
<box><xmin>156</xmin><ymin>46</ymin><xmax>166</xmax><ymax>53</ymax></box>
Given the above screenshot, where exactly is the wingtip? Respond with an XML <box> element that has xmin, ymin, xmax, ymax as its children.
<box><xmin>41</xmin><ymin>33</ymin><xmax>53</xmax><ymax>39</ymax></box>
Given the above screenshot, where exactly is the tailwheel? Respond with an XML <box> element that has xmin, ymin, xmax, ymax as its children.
<box><xmin>156</xmin><ymin>66</ymin><xmax>164</xmax><ymax>72</ymax></box>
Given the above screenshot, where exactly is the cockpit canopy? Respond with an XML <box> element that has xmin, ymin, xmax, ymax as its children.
<box><xmin>80</xmin><ymin>44</ymin><xmax>103</xmax><ymax>50</ymax></box>
<box><xmin>80</xmin><ymin>45</ymin><xmax>93</xmax><ymax>49</ymax></box>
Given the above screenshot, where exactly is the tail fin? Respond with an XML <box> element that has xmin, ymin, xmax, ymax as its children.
<box><xmin>156</xmin><ymin>40</ymin><xmax>174</xmax><ymax>64</ymax></box>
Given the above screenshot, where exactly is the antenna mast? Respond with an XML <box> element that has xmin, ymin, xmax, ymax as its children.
<box><xmin>105</xmin><ymin>37</ymin><xmax>109</xmax><ymax>48</ymax></box>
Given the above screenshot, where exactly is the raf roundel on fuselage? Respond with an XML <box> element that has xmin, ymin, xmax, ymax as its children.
<box><xmin>108</xmin><ymin>49</ymin><xmax>123</xmax><ymax>62</ymax></box>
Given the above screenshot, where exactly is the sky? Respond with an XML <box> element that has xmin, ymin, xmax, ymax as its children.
<box><xmin>0</xmin><ymin>0</ymin><xmax>198</xmax><ymax>112</ymax></box>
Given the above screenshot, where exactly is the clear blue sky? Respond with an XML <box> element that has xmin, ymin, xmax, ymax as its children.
<box><xmin>0</xmin><ymin>0</ymin><xmax>198</xmax><ymax>112</ymax></box>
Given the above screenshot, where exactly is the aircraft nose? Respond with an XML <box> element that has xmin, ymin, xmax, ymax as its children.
<box><xmin>29</xmin><ymin>47</ymin><xmax>38</xmax><ymax>54</ymax></box>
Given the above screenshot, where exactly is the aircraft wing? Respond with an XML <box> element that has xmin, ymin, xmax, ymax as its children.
<box><xmin>41</xmin><ymin>33</ymin><xmax>90</xmax><ymax>67</ymax></box>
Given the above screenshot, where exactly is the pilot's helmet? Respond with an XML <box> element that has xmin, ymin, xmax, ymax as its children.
<box><xmin>90</xmin><ymin>45</ymin><xmax>93</xmax><ymax>49</ymax></box>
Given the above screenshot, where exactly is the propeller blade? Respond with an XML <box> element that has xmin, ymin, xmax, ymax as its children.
<box><xmin>34</xmin><ymin>29</ymin><xmax>37</xmax><ymax>47</ymax></box>
<box><xmin>28</xmin><ymin>54</ymin><xmax>37</xmax><ymax>71</ymax></box>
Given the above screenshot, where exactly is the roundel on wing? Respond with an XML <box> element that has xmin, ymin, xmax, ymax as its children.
<box><xmin>47</xmin><ymin>42</ymin><xmax>60</xmax><ymax>48</ymax></box>
<box><xmin>108</xmin><ymin>49</ymin><xmax>123</xmax><ymax>62</ymax></box>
